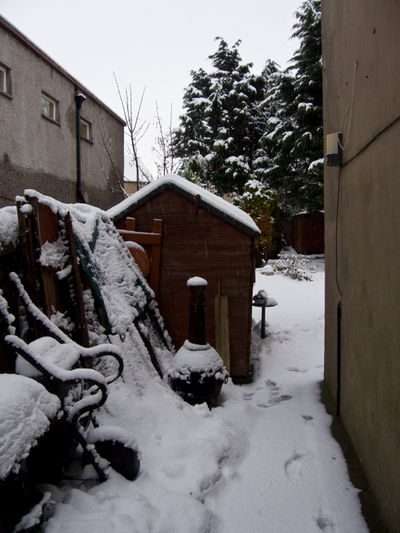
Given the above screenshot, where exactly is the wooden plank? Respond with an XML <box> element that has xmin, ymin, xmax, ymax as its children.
<box><xmin>35</xmin><ymin>200</ymin><xmax>60</xmax><ymax>246</ymax></box>
<box><xmin>150</xmin><ymin>219</ymin><xmax>162</xmax><ymax>299</ymax></box>
<box><xmin>64</xmin><ymin>211</ymin><xmax>90</xmax><ymax>347</ymax></box>
<box><xmin>16</xmin><ymin>200</ymin><xmax>41</xmax><ymax>309</ymax></box>
<box><xmin>214</xmin><ymin>278</ymin><xmax>230</xmax><ymax>372</ymax></box>
<box><xmin>32</xmin><ymin>200</ymin><xmax>65</xmax><ymax>318</ymax></box>
<box><xmin>118</xmin><ymin>229</ymin><xmax>161</xmax><ymax>245</ymax></box>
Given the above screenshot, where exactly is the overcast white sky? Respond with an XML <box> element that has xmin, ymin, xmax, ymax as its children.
<box><xmin>1</xmin><ymin>0</ymin><xmax>302</xmax><ymax>177</ymax></box>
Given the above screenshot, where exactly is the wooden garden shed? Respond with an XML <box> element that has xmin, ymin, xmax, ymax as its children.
<box><xmin>108</xmin><ymin>175</ymin><xmax>260</xmax><ymax>381</ymax></box>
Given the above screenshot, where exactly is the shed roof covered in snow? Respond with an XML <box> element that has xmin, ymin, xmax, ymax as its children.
<box><xmin>108</xmin><ymin>175</ymin><xmax>260</xmax><ymax>239</ymax></box>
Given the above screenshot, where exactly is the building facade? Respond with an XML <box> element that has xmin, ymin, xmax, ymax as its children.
<box><xmin>0</xmin><ymin>16</ymin><xmax>125</xmax><ymax>210</ymax></box>
<box><xmin>322</xmin><ymin>1</ymin><xmax>400</xmax><ymax>531</ymax></box>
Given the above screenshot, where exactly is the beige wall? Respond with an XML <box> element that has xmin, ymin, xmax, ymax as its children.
<box><xmin>0</xmin><ymin>19</ymin><xmax>124</xmax><ymax>210</ymax></box>
<box><xmin>322</xmin><ymin>1</ymin><xmax>400</xmax><ymax>531</ymax></box>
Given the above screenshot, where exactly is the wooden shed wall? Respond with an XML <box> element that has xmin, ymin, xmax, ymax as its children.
<box><xmin>291</xmin><ymin>212</ymin><xmax>324</xmax><ymax>255</ymax></box>
<box><xmin>123</xmin><ymin>189</ymin><xmax>255</xmax><ymax>379</ymax></box>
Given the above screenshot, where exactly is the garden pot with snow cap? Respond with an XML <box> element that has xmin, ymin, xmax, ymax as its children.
<box><xmin>168</xmin><ymin>277</ymin><xmax>228</xmax><ymax>406</ymax></box>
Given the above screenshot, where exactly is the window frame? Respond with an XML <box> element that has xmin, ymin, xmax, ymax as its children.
<box><xmin>0</xmin><ymin>63</ymin><xmax>12</xmax><ymax>97</ymax></box>
<box><xmin>80</xmin><ymin>117</ymin><xmax>93</xmax><ymax>142</ymax></box>
<box><xmin>41</xmin><ymin>92</ymin><xmax>60</xmax><ymax>124</ymax></box>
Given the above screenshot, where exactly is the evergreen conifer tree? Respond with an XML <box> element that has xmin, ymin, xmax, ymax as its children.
<box><xmin>255</xmin><ymin>0</ymin><xmax>322</xmax><ymax>213</ymax></box>
<box><xmin>174</xmin><ymin>38</ymin><xmax>267</xmax><ymax>194</ymax></box>
<box><xmin>173</xmin><ymin>0</ymin><xmax>322</xmax><ymax>212</ymax></box>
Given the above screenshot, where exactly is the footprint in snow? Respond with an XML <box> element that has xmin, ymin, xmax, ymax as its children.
<box><xmin>257</xmin><ymin>394</ymin><xmax>292</xmax><ymax>409</ymax></box>
<box><xmin>265</xmin><ymin>379</ymin><xmax>279</xmax><ymax>390</ymax></box>
<box><xmin>315</xmin><ymin>512</ymin><xmax>337</xmax><ymax>532</ymax></box>
<box><xmin>286</xmin><ymin>366</ymin><xmax>308</xmax><ymax>374</ymax></box>
<box><xmin>269</xmin><ymin>394</ymin><xmax>292</xmax><ymax>405</ymax></box>
<box><xmin>243</xmin><ymin>392</ymin><xmax>255</xmax><ymax>400</ymax></box>
<box><xmin>287</xmin><ymin>366</ymin><xmax>308</xmax><ymax>373</ymax></box>
<box><xmin>160</xmin><ymin>463</ymin><xmax>186</xmax><ymax>479</ymax></box>
<box><xmin>258</xmin><ymin>380</ymin><xmax>293</xmax><ymax>407</ymax></box>
<box><xmin>274</xmin><ymin>333</ymin><xmax>291</xmax><ymax>343</ymax></box>
<box><xmin>284</xmin><ymin>452</ymin><xmax>312</xmax><ymax>480</ymax></box>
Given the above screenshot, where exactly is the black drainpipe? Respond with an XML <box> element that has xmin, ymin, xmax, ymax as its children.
<box><xmin>75</xmin><ymin>92</ymin><xmax>86</xmax><ymax>203</ymax></box>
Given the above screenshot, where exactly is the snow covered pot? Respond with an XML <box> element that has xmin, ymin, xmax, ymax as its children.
<box><xmin>168</xmin><ymin>277</ymin><xmax>228</xmax><ymax>406</ymax></box>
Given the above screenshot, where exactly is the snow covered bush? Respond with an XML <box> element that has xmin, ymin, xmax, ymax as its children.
<box><xmin>233</xmin><ymin>179</ymin><xmax>285</xmax><ymax>263</ymax></box>
<box><xmin>272</xmin><ymin>252</ymin><xmax>315</xmax><ymax>281</ymax></box>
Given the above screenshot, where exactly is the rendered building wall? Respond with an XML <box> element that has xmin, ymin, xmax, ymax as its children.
<box><xmin>322</xmin><ymin>1</ymin><xmax>400</xmax><ymax>530</ymax></box>
<box><xmin>0</xmin><ymin>17</ymin><xmax>124</xmax><ymax>210</ymax></box>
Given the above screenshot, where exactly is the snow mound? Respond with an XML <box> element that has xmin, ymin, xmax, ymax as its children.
<box><xmin>0</xmin><ymin>374</ymin><xmax>60</xmax><ymax>480</ymax></box>
<box><xmin>15</xmin><ymin>337</ymin><xmax>81</xmax><ymax>377</ymax></box>
<box><xmin>170</xmin><ymin>340</ymin><xmax>228</xmax><ymax>382</ymax></box>
<box><xmin>0</xmin><ymin>206</ymin><xmax>19</xmax><ymax>253</ymax></box>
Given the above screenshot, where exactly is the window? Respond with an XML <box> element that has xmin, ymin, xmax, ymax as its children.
<box><xmin>80</xmin><ymin>118</ymin><xmax>92</xmax><ymax>141</ymax></box>
<box><xmin>0</xmin><ymin>63</ymin><xmax>11</xmax><ymax>96</ymax></box>
<box><xmin>41</xmin><ymin>93</ymin><xmax>59</xmax><ymax>122</ymax></box>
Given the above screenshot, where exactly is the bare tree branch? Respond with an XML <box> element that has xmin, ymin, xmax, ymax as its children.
<box><xmin>114</xmin><ymin>73</ymin><xmax>151</xmax><ymax>190</ymax></box>
<box><xmin>153</xmin><ymin>102</ymin><xmax>182</xmax><ymax>177</ymax></box>
<box><xmin>96</xmin><ymin>110</ymin><xmax>127</xmax><ymax>197</ymax></box>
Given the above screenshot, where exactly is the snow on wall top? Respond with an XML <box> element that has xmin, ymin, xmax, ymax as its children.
<box><xmin>108</xmin><ymin>175</ymin><xmax>261</xmax><ymax>238</ymax></box>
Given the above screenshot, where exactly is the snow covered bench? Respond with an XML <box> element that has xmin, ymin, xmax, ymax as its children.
<box><xmin>8</xmin><ymin>271</ymin><xmax>124</xmax><ymax>387</ymax></box>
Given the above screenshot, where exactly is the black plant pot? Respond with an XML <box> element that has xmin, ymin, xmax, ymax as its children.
<box><xmin>170</xmin><ymin>371</ymin><xmax>224</xmax><ymax>406</ymax></box>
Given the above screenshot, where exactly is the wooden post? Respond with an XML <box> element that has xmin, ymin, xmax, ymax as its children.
<box><xmin>150</xmin><ymin>219</ymin><xmax>162</xmax><ymax>298</ymax></box>
<box><xmin>125</xmin><ymin>217</ymin><xmax>136</xmax><ymax>231</ymax></box>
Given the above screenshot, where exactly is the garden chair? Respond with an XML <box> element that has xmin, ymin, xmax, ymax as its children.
<box><xmin>0</xmin><ymin>272</ymin><xmax>140</xmax><ymax>486</ymax></box>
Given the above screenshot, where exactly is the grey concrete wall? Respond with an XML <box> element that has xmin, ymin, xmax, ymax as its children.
<box><xmin>322</xmin><ymin>1</ymin><xmax>400</xmax><ymax>531</ymax></box>
<box><xmin>0</xmin><ymin>21</ymin><xmax>124</xmax><ymax>210</ymax></box>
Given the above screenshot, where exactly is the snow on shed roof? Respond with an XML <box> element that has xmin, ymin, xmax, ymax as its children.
<box><xmin>108</xmin><ymin>175</ymin><xmax>261</xmax><ymax>238</ymax></box>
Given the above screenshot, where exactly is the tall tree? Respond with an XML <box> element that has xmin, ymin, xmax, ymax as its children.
<box><xmin>174</xmin><ymin>38</ymin><xmax>267</xmax><ymax>195</ymax></box>
<box><xmin>174</xmin><ymin>0</ymin><xmax>322</xmax><ymax>212</ymax></box>
<box><xmin>255</xmin><ymin>0</ymin><xmax>322</xmax><ymax>213</ymax></box>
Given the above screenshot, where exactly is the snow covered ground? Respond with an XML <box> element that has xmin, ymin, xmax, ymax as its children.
<box><xmin>44</xmin><ymin>255</ymin><xmax>368</xmax><ymax>533</ymax></box>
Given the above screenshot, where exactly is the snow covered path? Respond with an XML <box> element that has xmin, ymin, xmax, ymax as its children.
<box><xmin>45</xmin><ymin>258</ymin><xmax>368</xmax><ymax>532</ymax></box>
<box><xmin>206</xmin><ymin>260</ymin><xmax>368</xmax><ymax>532</ymax></box>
